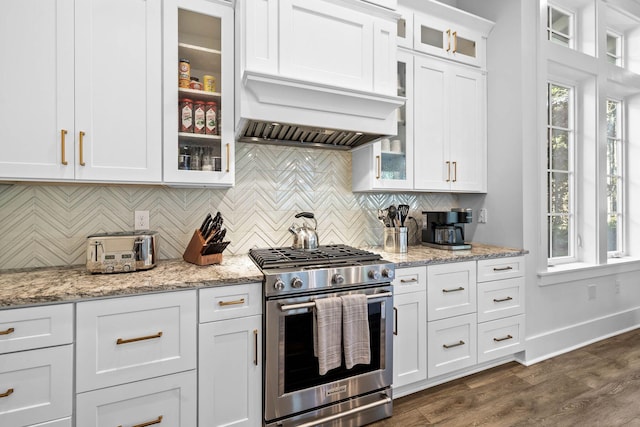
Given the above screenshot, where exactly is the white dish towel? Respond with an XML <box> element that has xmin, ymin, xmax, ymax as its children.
<box><xmin>313</xmin><ymin>296</ymin><xmax>343</xmax><ymax>375</ymax></box>
<box><xmin>341</xmin><ymin>294</ymin><xmax>371</xmax><ymax>369</ymax></box>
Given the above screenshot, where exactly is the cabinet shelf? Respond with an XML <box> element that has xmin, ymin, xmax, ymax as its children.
<box><xmin>178</xmin><ymin>132</ymin><xmax>221</xmax><ymax>143</ymax></box>
<box><xmin>178</xmin><ymin>87</ymin><xmax>221</xmax><ymax>100</ymax></box>
<box><xmin>179</xmin><ymin>42</ymin><xmax>221</xmax><ymax>74</ymax></box>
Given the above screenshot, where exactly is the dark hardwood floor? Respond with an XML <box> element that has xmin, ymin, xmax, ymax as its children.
<box><xmin>370</xmin><ymin>328</ymin><xmax>640</xmax><ymax>426</ymax></box>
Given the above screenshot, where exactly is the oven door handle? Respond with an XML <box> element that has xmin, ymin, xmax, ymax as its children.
<box><xmin>295</xmin><ymin>395</ymin><xmax>392</xmax><ymax>427</ymax></box>
<box><xmin>279</xmin><ymin>292</ymin><xmax>393</xmax><ymax>312</ymax></box>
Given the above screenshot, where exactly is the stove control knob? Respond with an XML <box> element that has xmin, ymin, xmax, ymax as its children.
<box><xmin>273</xmin><ymin>279</ymin><xmax>286</xmax><ymax>291</ymax></box>
<box><xmin>291</xmin><ymin>277</ymin><xmax>303</xmax><ymax>289</ymax></box>
<box><xmin>332</xmin><ymin>274</ymin><xmax>345</xmax><ymax>285</ymax></box>
<box><xmin>382</xmin><ymin>268</ymin><xmax>394</xmax><ymax>279</ymax></box>
<box><xmin>368</xmin><ymin>270</ymin><xmax>381</xmax><ymax>280</ymax></box>
<box><xmin>123</xmin><ymin>264</ymin><xmax>131</xmax><ymax>272</ymax></box>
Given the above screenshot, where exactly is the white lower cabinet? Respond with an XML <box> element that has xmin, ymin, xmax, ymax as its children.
<box><xmin>427</xmin><ymin>261</ymin><xmax>476</xmax><ymax>321</ymax></box>
<box><xmin>199</xmin><ymin>285</ymin><xmax>262</xmax><ymax>427</ymax></box>
<box><xmin>477</xmin><ymin>314</ymin><xmax>525</xmax><ymax>364</ymax></box>
<box><xmin>76</xmin><ymin>370</ymin><xmax>197</xmax><ymax>427</ymax></box>
<box><xmin>427</xmin><ymin>313</ymin><xmax>477</xmax><ymax>378</ymax></box>
<box><xmin>0</xmin><ymin>345</ymin><xmax>73</xmax><ymax>427</ymax></box>
<box><xmin>392</xmin><ymin>267</ymin><xmax>427</xmax><ymax>389</ymax></box>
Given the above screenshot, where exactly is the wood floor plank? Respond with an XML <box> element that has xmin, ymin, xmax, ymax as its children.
<box><xmin>368</xmin><ymin>328</ymin><xmax>640</xmax><ymax>426</ymax></box>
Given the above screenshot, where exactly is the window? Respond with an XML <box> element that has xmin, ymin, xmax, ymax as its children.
<box><xmin>606</xmin><ymin>99</ymin><xmax>624</xmax><ymax>256</ymax></box>
<box><xmin>547</xmin><ymin>5</ymin><xmax>574</xmax><ymax>48</ymax></box>
<box><xmin>547</xmin><ymin>82</ymin><xmax>575</xmax><ymax>262</ymax></box>
<box><xmin>606</xmin><ymin>31</ymin><xmax>623</xmax><ymax>66</ymax></box>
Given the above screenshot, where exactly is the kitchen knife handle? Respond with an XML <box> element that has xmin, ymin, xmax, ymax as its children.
<box><xmin>376</xmin><ymin>155</ymin><xmax>381</xmax><ymax>179</ymax></box>
<box><xmin>79</xmin><ymin>131</ymin><xmax>86</xmax><ymax>166</ymax></box>
<box><xmin>117</xmin><ymin>415</ymin><xmax>163</xmax><ymax>427</ymax></box>
<box><xmin>225</xmin><ymin>143</ymin><xmax>230</xmax><ymax>172</ymax></box>
<box><xmin>446</xmin><ymin>161</ymin><xmax>451</xmax><ymax>182</ymax></box>
<box><xmin>0</xmin><ymin>327</ymin><xmax>15</xmax><ymax>335</ymax></box>
<box><xmin>60</xmin><ymin>129</ymin><xmax>68</xmax><ymax>165</ymax></box>
<box><xmin>116</xmin><ymin>331</ymin><xmax>163</xmax><ymax>345</ymax></box>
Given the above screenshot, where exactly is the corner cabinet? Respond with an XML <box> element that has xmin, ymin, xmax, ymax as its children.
<box><xmin>413</xmin><ymin>56</ymin><xmax>487</xmax><ymax>192</ymax></box>
<box><xmin>352</xmin><ymin>50</ymin><xmax>414</xmax><ymax>191</ymax></box>
<box><xmin>163</xmin><ymin>0</ymin><xmax>235</xmax><ymax>186</ymax></box>
<box><xmin>0</xmin><ymin>0</ymin><xmax>162</xmax><ymax>183</ymax></box>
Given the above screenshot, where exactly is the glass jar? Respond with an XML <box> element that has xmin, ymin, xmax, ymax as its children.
<box><xmin>193</xmin><ymin>100</ymin><xmax>206</xmax><ymax>134</ymax></box>
<box><xmin>179</xmin><ymin>98</ymin><xmax>193</xmax><ymax>133</ymax></box>
<box><xmin>205</xmin><ymin>101</ymin><xmax>217</xmax><ymax>135</ymax></box>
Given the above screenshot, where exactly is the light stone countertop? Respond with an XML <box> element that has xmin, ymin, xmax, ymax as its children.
<box><xmin>0</xmin><ymin>243</ymin><xmax>527</xmax><ymax>309</ymax></box>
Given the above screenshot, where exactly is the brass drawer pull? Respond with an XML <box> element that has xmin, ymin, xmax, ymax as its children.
<box><xmin>446</xmin><ymin>29</ymin><xmax>451</xmax><ymax>52</ymax></box>
<box><xmin>118</xmin><ymin>415</ymin><xmax>163</xmax><ymax>427</ymax></box>
<box><xmin>116</xmin><ymin>331</ymin><xmax>163</xmax><ymax>345</ymax></box>
<box><xmin>0</xmin><ymin>327</ymin><xmax>15</xmax><ymax>335</ymax></box>
<box><xmin>0</xmin><ymin>388</ymin><xmax>14</xmax><ymax>398</ymax></box>
<box><xmin>493</xmin><ymin>266</ymin><xmax>513</xmax><ymax>272</ymax></box>
<box><xmin>443</xmin><ymin>340</ymin><xmax>465</xmax><ymax>349</ymax></box>
<box><xmin>442</xmin><ymin>286</ymin><xmax>464</xmax><ymax>293</ymax></box>
<box><xmin>225</xmin><ymin>143</ymin><xmax>230</xmax><ymax>172</ymax></box>
<box><xmin>61</xmin><ymin>129</ymin><xmax>68</xmax><ymax>165</ymax></box>
<box><xmin>400</xmin><ymin>278</ymin><xmax>418</xmax><ymax>283</ymax></box>
<box><xmin>218</xmin><ymin>298</ymin><xmax>245</xmax><ymax>307</ymax></box>
<box><xmin>452</xmin><ymin>161</ymin><xmax>457</xmax><ymax>182</ymax></box>
<box><xmin>493</xmin><ymin>335</ymin><xmax>513</xmax><ymax>342</ymax></box>
<box><xmin>452</xmin><ymin>31</ymin><xmax>458</xmax><ymax>53</ymax></box>
<box><xmin>493</xmin><ymin>296</ymin><xmax>513</xmax><ymax>303</ymax></box>
<box><xmin>446</xmin><ymin>161</ymin><xmax>451</xmax><ymax>182</ymax></box>
<box><xmin>375</xmin><ymin>155</ymin><xmax>381</xmax><ymax>179</ymax></box>
<box><xmin>79</xmin><ymin>131</ymin><xmax>86</xmax><ymax>166</ymax></box>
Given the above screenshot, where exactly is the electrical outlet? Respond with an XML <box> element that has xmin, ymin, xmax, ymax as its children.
<box><xmin>478</xmin><ymin>208</ymin><xmax>488</xmax><ymax>224</ymax></box>
<box><xmin>135</xmin><ymin>210</ymin><xmax>150</xmax><ymax>230</ymax></box>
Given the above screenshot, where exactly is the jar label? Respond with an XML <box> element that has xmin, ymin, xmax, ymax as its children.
<box><xmin>194</xmin><ymin>106</ymin><xmax>205</xmax><ymax>133</ymax></box>
<box><xmin>181</xmin><ymin>106</ymin><xmax>192</xmax><ymax>128</ymax></box>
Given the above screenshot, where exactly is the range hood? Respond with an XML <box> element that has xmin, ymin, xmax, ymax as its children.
<box><xmin>236</xmin><ymin>71</ymin><xmax>405</xmax><ymax>150</ymax></box>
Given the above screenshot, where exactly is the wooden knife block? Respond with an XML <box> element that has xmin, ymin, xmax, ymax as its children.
<box><xmin>183</xmin><ymin>229</ymin><xmax>223</xmax><ymax>266</ymax></box>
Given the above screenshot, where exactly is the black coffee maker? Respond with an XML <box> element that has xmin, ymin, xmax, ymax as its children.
<box><xmin>422</xmin><ymin>208</ymin><xmax>472</xmax><ymax>250</ymax></box>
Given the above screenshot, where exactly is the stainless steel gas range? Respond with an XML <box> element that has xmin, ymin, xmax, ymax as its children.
<box><xmin>249</xmin><ymin>245</ymin><xmax>395</xmax><ymax>427</ymax></box>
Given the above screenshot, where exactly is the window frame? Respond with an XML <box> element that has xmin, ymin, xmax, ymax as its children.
<box><xmin>547</xmin><ymin>4</ymin><xmax>575</xmax><ymax>49</ymax></box>
<box><xmin>606</xmin><ymin>30</ymin><xmax>623</xmax><ymax>67</ymax></box>
<box><xmin>546</xmin><ymin>80</ymin><xmax>577</xmax><ymax>265</ymax></box>
<box><xmin>606</xmin><ymin>98</ymin><xmax>625</xmax><ymax>258</ymax></box>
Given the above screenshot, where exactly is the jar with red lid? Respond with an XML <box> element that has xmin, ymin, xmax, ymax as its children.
<box><xmin>205</xmin><ymin>101</ymin><xmax>218</xmax><ymax>135</ymax></box>
<box><xmin>179</xmin><ymin>98</ymin><xmax>193</xmax><ymax>133</ymax></box>
<box><xmin>189</xmin><ymin>77</ymin><xmax>203</xmax><ymax>91</ymax></box>
<box><xmin>193</xmin><ymin>101</ymin><xmax>206</xmax><ymax>134</ymax></box>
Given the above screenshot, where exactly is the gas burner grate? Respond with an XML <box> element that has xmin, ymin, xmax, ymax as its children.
<box><xmin>249</xmin><ymin>244</ymin><xmax>381</xmax><ymax>269</ymax></box>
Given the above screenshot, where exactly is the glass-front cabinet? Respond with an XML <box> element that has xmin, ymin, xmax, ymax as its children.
<box><xmin>163</xmin><ymin>0</ymin><xmax>234</xmax><ymax>186</ymax></box>
<box><xmin>352</xmin><ymin>51</ymin><xmax>413</xmax><ymax>192</ymax></box>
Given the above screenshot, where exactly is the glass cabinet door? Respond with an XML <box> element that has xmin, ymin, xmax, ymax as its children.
<box><xmin>374</xmin><ymin>50</ymin><xmax>413</xmax><ymax>190</ymax></box>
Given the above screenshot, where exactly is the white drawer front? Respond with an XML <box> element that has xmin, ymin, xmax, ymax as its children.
<box><xmin>477</xmin><ymin>315</ymin><xmax>525</xmax><ymax>363</ymax></box>
<box><xmin>427</xmin><ymin>313</ymin><xmax>477</xmax><ymax>378</ymax></box>
<box><xmin>477</xmin><ymin>277</ymin><xmax>525</xmax><ymax>323</ymax></box>
<box><xmin>76</xmin><ymin>291</ymin><xmax>197</xmax><ymax>393</ymax></box>
<box><xmin>0</xmin><ymin>304</ymin><xmax>73</xmax><ymax>354</ymax></box>
<box><xmin>76</xmin><ymin>370</ymin><xmax>197</xmax><ymax>427</ymax></box>
<box><xmin>0</xmin><ymin>345</ymin><xmax>73</xmax><ymax>427</ymax></box>
<box><xmin>199</xmin><ymin>283</ymin><xmax>262</xmax><ymax>323</ymax></box>
<box><xmin>477</xmin><ymin>256</ymin><xmax>525</xmax><ymax>282</ymax></box>
<box><xmin>392</xmin><ymin>266</ymin><xmax>427</xmax><ymax>295</ymax></box>
<box><xmin>427</xmin><ymin>262</ymin><xmax>476</xmax><ymax>321</ymax></box>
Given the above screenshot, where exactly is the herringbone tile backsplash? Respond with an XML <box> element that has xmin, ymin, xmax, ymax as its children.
<box><xmin>0</xmin><ymin>144</ymin><xmax>457</xmax><ymax>269</ymax></box>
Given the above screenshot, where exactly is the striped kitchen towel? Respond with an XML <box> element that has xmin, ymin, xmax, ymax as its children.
<box><xmin>341</xmin><ymin>294</ymin><xmax>370</xmax><ymax>369</ymax></box>
<box><xmin>313</xmin><ymin>296</ymin><xmax>343</xmax><ymax>375</ymax></box>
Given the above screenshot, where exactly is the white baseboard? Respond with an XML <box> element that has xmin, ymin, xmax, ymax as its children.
<box><xmin>522</xmin><ymin>306</ymin><xmax>640</xmax><ymax>365</ymax></box>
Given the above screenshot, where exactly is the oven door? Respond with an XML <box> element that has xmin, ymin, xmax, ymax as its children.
<box><xmin>264</xmin><ymin>285</ymin><xmax>393</xmax><ymax>423</ymax></box>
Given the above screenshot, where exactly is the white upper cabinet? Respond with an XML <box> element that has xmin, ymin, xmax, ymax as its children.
<box><xmin>0</xmin><ymin>0</ymin><xmax>163</xmax><ymax>183</ymax></box>
<box><xmin>163</xmin><ymin>0</ymin><xmax>235</xmax><ymax>186</ymax></box>
<box><xmin>240</xmin><ymin>0</ymin><xmax>398</xmax><ymax>95</ymax></box>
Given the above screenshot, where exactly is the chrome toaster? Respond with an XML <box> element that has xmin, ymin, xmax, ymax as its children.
<box><xmin>86</xmin><ymin>231</ymin><xmax>158</xmax><ymax>274</ymax></box>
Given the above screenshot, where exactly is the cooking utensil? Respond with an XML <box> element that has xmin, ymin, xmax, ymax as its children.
<box><xmin>387</xmin><ymin>205</ymin><xmax>397</xmax><ymax>228</ymax></box>
<box><xmin>398</xmin><ymin>204</ymin><xmax>409</xmax><ymax>227</ymax></box>
<box><xmin>288</xmin><ymin>212</ymin><xmax>319</xmax><ymax>250</ymax></box>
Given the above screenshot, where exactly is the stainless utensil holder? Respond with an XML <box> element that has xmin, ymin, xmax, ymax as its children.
<box><xmin>384</xmin><ymin>227</ymin><xmax>407</xmax><ymax>253</ymax></box>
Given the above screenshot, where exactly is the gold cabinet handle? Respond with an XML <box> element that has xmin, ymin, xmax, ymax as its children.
<box><xmin>0</xmin><ymin>327</ymin><xmax>15</xmax><ymax>335</ymax></box>
<box><xmin>446</xmin><ymin>161</ymin><xmax>451</xmax><ymax>182</ymax></box>
<box><xmin>61</xmin><ymin>129</ymin><xmax>68</xmax><ymax>165</ymax></box>
<box><xmin>79</xmin><ymin>131</ymin><xmax>86</xmax><ymax>166</ymax></box>
<box><xmin>218</xmin><ymin>298</ymin><xmax>245</xmax><ymax>307</ymax></box>
<box><xmin>393</xmin><ymin>307</ymin><xmax>398</xmax><ymax>336</ymax></box>
<box><xmin>225</xmin><ymin>143</ymin><xmax>230</xmax><ymax>172</ymax></box>
<box><xmin>493</xmin><ymin>335</ymin><xmax>513</xmax><ymax>342</ymax></box>
<box><xmin>443</xmin><ymin>340</ymin><xmax>465</xmax><ymax>349</ymax></box>
<box><xmin>117</xmin><ymin>415</ymin><xmax>163</xmax><ymax>427</ymax></box>
<box><xmin>375</xmin><ymin>155</ymin><xmax>381</xmax><ymax>179</ymax></box>
<box><xmin>116</xmin><ymin>331</ymin><xmax>163</xmax><ymax>345</ymax></box>
<box><xmin>442</xmin><ymin>286</ymin><xmax>464</xmax><ymax>293</ymax></box>
<box><xmin>446</xmin><ymin>29</ymin><xmax>451</xmax><ymax>52</ymax></box>
<box><xmin>493</xmin><ymin>266</ymin><xmax>514</xmax><ymax>272</ymax></box>
<box><xmin>400</xmin><ymin>278</ymin><xmax>418</xmax><ymax>283</ymax></box>
<box><xmin>0</xmin><ymin>388</ymin><xmax>14</xmax><ymax>398</ymax></box>
<box><xmin>452</xmin><ymin>31</ymin><xmax>458</xmax><ymax>53</ymax></box>
<box><xmin>452</xmin><ymin>161</ymin><xmax>457</xmax><ymax>182</ymax></box>
<box><xmin>253</xmin><ymin>329</ymin><xmax>259</xmax><ymax>366</ymax></box>
<box><xmin>493</xmin><ymin>296</ymin><xmax>513</xmax><ymax>303</ymax></box>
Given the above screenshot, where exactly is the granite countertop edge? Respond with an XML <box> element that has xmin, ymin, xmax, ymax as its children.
<box><xmin>0</xmin><ymin>243</ymin><xmax>527</xmax><ymax>309</ymax></box>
